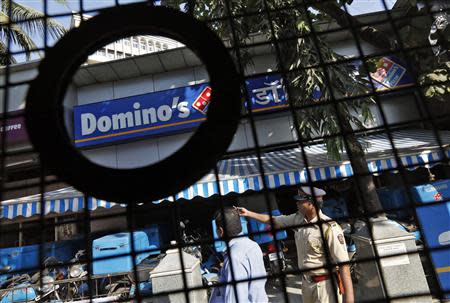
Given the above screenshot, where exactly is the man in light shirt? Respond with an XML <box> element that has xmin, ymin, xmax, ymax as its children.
<box><xmin>209</xmin><ymin>207</ymin><xmax>268</xmax><ymax>303</ymax></box>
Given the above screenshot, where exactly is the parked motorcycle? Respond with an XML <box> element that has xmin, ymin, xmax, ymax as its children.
<box><xmin>247</xmin><ymin>213</ymin><xmax>289</xmax><ymax>286</ymax></box>
<box><xmin>66</xmin><ymin>250</ymin><xmax>89</xmax><ymax>300</ymax></box>
<box><xmin>260</xmin><ymin>240</ymin><xmax>288</xmax><ymax>286</ymax></box>
<box><xmin>179</xmin><ymin>221</ymin><xmax>220</xmax><ymax>288</ymax></box>
<box><xmin>30</xmin><ymin>257</ymin><xmax>64</xmax><ymax>302</ymax></box>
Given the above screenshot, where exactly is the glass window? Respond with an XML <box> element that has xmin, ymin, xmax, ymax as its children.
<box><xmin>97</xmin><ymin>48</ymin><xmax>106</xmax><ymax>56</ymax></box>
<box><xmin>148</xmin><ymin>41</ymin><xmax>154</xmax><ymax>51</ymax></box>
<box><xmin>155</xmin><ymin>42</ymin><xmax>161</xmax><ymax>51</ymax></box>
<box><xmin>117</xmin><ymin>51</ymin><xmax>124</xmax><ymax>58</ymax></box>
<box><xmin>124</xmin><ymin>39</ymin><xmax>131</xmax><ymax>46</ymax></box>
<box><xmin>133</xmin><ymin>37</ymin><xmax>139</xmax><ymax>48</ymax></box>
<box><xmin>163</xmin><ymin>44</ymin><xmax>168</xmax><ymax>50</ymax></box>
<box><xmin>107</xmin><ymin>49</ymin><xmax>114</xmax><ymax>58</ymax></box>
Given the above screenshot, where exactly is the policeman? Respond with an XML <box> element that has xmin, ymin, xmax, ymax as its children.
<box><xmin>237</xmin><ymin>186</ymin><xmax>354</xmax><ymax>303</ymax></box>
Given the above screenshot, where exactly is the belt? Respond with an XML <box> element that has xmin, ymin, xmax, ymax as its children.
<box><xmin>304</xmin><ymin>274</ymin><xmax>330</xmax><ymax>283</ymax></box>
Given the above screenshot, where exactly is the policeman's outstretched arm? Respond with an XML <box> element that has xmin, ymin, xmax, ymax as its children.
<box><xmin>340</xmin><ymin>264</ymin><xmax>354</xmax><ymax>303</ymax></box>
<box><xmin>235</xmin><ymin>207</ymin><xmax>279</xmax><ymax>228</ymax></box>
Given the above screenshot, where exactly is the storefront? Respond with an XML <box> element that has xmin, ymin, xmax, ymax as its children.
<box><xmin>1</xmin><ymin>39</ymin><xmax>450</xmax><ymax>234</ymax></box>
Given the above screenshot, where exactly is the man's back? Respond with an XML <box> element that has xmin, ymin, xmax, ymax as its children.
<box><xmin>209</xmin><ymin>237</ymin><xmax>268</xmax><ymax>303</ymax></box>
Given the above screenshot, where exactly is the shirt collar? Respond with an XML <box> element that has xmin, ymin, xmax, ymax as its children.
<box><xmin>227</xmin><ymin>233</ymin><xmax>246</xmax><ymax>248</ymax></box>
<box><xmin>303</xmin><ymin>210</ymin><xmax>325</xmax><ymax>224</ymax></box>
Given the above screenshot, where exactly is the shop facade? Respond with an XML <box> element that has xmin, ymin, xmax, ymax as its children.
<box><xmin>2</xmin><ymin>35</ymin><xmax>448</xmax><ymax>241</ymax></box>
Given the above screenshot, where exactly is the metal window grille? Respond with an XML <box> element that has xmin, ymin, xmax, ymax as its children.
<box><xmin>0</xmin><ymin>0</ymin><xmax>449</xmax><ymax>302</ymax></box>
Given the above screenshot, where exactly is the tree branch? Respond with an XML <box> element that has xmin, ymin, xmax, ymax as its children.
<box><xmin>312</xmin><ymin>1</ymin><xmax>395</xmax><ymax>51</ymax></box>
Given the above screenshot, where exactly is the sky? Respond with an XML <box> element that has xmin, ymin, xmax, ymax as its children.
<box><xmin>11</xmin><ymin>0</ymin><xmax>397</xmax><ymax>63</ymax></box>
<box><xmin>16</xmin><ymin>0</ymin><xmax>398</xmax><ymax>27</ymax></box>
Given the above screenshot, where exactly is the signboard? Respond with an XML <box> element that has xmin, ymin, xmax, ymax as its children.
<box><xmin>370</xmin><ymin>56</ymin><xmax>413</xmax><ymax>90</ymax></box>
<box><xmin>74</xmin><ymin>74</ymin><xmax>288</xmax><ymax>148</ymax></box>
<box><xmin>376</xmin><ymin>242</ymin><xmax>410</xmax><ymax>268</ymax></box>
<box><xmin>0</xmin><ymin>110</ymin><xmax>29</xmax><ymax>147</ymax></box>
<box><xmin>245</xmin><ymin>74</ymin><xmax>288</xmax><ymax>112</ymax></box>
<box><xmin>413</xmin><ymin>179</ymin><xmax>450</xmax><ymax>297</ymax></box>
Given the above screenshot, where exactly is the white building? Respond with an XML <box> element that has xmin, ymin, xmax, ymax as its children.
<box><xmin>71</xmin><ymin>13</ymin><xmax>183</xmax><ymax>64</ymax></box>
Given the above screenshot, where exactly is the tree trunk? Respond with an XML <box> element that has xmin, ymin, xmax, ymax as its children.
<box><xmin>337</xmin><ymin>106</ymin><xmax>386</xmax><ymax>217</ymax></box>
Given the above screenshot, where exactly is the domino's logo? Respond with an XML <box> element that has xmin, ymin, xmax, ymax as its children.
<box><xmin>192</xmin><ymin>86</ymin><xmax>212</xmax><ymax>115</ymax></box>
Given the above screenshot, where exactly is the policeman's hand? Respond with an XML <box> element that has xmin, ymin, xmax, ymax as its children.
<box><xmin>234</xmin><ymin>206</ymin><xmax>250</xmax><ymax>217</ymax></box>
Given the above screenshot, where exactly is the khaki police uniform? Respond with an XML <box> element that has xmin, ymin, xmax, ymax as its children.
<box><xmin>274</xmin><ymin>210</ymin><xmax>349</xmax><ymax>303</ymax></box>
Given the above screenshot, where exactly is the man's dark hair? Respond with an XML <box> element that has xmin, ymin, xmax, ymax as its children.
<box><xmin>214</xmin><ymin>207</ymin><xmax>242</xmax><ymax>237</ymax></box>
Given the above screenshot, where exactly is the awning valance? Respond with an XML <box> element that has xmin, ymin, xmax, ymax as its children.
<box><xmin>2</xmin><ymin>130</ymin><xmax>449</xmax><ymax>219</ymax></box>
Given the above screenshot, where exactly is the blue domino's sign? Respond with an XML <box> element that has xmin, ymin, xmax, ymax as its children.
<box><xmin>74</xmin><ymin>74</ymin><xmax>287</xmax><ymax>148</ymax></box>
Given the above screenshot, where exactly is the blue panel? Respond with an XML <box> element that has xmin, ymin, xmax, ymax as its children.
<box><xmin>273</xmin><ymin>174</ymin><xmax>281</xmax><ymax>187</ymax></box>
<box><xmin>223</xmin><ymin>181</ymin><xmax>229</xmax><ymax>195</ymax></box>
<box><xmin>21</xmin><ymin>203</ymin><xmax>27</xmax><ymax>216</ymax></box>
<box><xmin>192</xmin><ymin>184</ymin><xmax>198</xmax><ymax>197</ymax></box>
<box><xmin>416</xmin><ymin>202</ymin><xmax>450</xmax><ymax>296</ymax></box>
<box><xmin>417</xmin><ymin>155</ymin><xmax>424</xmax><ymax>165</ymax></box>
<box><xmin>92</xmin><ymin>232</ymin><xmax>151</xmax><ymax>275</ymax></box>
<box><xmin>294</xmin><ymin>171</ymin><xmax>301</xmax><ymax>184</ymax></box>
<box><xmin>232</xmin><ymin>180</ymin><xmax>239</xmax><ymax>194</ymax></box>
<box><xmin>335</xmin><ymin>166</ymin><xmax>342</xmax><ymax>178</ymax></box>
<box><xmin>405</xmin><ymin>156</ymin><xmax>413</xmax><ymax>167</ymax></box>
<box><xmin>60</xmin><ymin>200</ymin><xmax>65</xmax><ymax>213</ymax></box>
<box><xmin>412</xmin><ymin>179</ymin><xmax>450</xmax><ymax>203</ymax></box>
<box><xmin>182</xmin><ymin>188</ymin><xmax>189</xmax><ymax>199</ymax></box>
<box><xmin>386</xmin><ymin>159</ymin><xmax>393</xmax><ymax>169</ymax></box>
<box><xmin>12</xmin><ymin>205</ymin><xmax>17</xmax><ymax>218</ymax></box>
<box><xmin>345</xmin><ymin>164</ymin><xmax>352</xmax><ymax>177</ymax></box>
<box><xmin>212</xmin><ymin>182</ymin><xmax>219</xmax><ymax>195</ymax></box>
<box><xmin>376</xmin><ymin>160</ymin><xmax>382</xmax><ymax>171</ymax></box>
<box><xmin>31</xmin><ymin>202</ymin><xmax>37</xmax><ymax>215</ymax></box>
<box><xmin>78</xmin><ymin>198</ymin><xmax>84</xmax><ymax>210</ymax></box>
<box><xmin>412</xmin><ymin>179</ymin><xmax>450</xmax><ymax>298</ymax></box>
<box><xmin>253</xmin><ymin>177</ymin><xmax>261</xmax><ymax>191</ymax></box>
<box><xmin>283</xmin><ymin>172</ymin><xmax>291</xmax><ymax>185</ymax></box>
<box><xmin>202</xmin><ymin>183</ymin><xmax>209</xmax><ymax>197</ymax></box>
<box><xmin>314</xmin><ymin>168</ymin><xmax>322</xmax><ymax>180</ymax></box>
<box><xmin>324</xmin><ymin>167</ymin><xmax>331</xmax><ymax>179</ymax></box>
<box><xmin>377</xmin><ymin>187</ymin><xmax>410</xmax><ymax>219</ymax></box>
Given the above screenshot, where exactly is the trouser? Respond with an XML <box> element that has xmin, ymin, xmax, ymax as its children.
<box><xmin>301</xmin><ymin>276</ymin><xmax>342</xmax><ymax>303</ymax></box>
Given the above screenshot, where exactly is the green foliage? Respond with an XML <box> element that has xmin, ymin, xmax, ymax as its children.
<box><xmin>419</xmin><ymin>62</ymin><xmax>450</xmax><ymax>101</ymax></box>
<box><xmin>394</xmin><ymin>1</ymin><xmax>450</xmax><ymax>102</ymax></box>
<box><xmin>0</xmin><ymin>0</ymin><xmax>67</xmax><ymax>65</ymax></box>
<box><xmin>161</xmin><ymin>0</ymin><xmax>375</xmax><ymax>160</ymax></box>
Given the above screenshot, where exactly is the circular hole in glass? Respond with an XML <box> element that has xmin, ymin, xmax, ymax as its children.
<box><xmin>63</xmin><ymin>35</ymin><xmax>210</xmax><ymax>169</ymax></box>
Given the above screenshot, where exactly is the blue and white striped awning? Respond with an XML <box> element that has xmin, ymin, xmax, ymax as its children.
<box><xmin>2</xmin><ymin>130</ymin><xmax>450</xmax><ymax>219</ymax></box>
<box><xmin>1</xmin><ymin>188</ymin><xmax>125</xmax><ymax>219</ymax></box>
